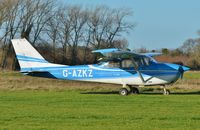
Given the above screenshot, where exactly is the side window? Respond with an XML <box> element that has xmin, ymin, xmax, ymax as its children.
<box><xmin>108</xmin><ymin>61</ymin><xmax>120</xmax><ymax>68</ymax></box>
<box><xmin>143</xmin><ymin>57</ymin><xmax>151</xmax><ymax>66</ymax></box>
<box><xmin>133</xmin><ymin>56</ymin><xmax>151</xmax><ymax>67</ymax></box>
<box><xmin>121</xmin><ymin>59</ymin><xmax>134</xmax><ymax>68</ymax></box>
<box><xmin>133</xmin><ymin>57</ymin><xmax>141</xmax><ymax>67</ymax></box>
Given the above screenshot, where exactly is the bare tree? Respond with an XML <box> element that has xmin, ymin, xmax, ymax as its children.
<box><xmin>87</xmin><ymin>6</ymin><xmax>111</xmax><ymax>49</ymax></box>
<box><xmin>57</xmin><ymin>6</ymin><xmax>74</xmax><ymax>64</ymax></box>
<box><xmin>0</xmin><ymin>0</ymin><xmax>55</xmax><ymax>69</ymax></box>
<box><xmin>45</xmin><ymin>9</ymin><xmax>60</xmax><ymax>62</ymax></box>
<box><xmin>105</xmin><ymin>8</ymin><xmax>134</xmax><ymax>47</ymax></box>
<box><xmin>69</xmin><ymin>6</ymin><xmax>88</xmax><ymax>65</ymax></box>
<box><xmin>0</xmin><ymin>2</ymin><xmax>135</xmax><ymax>68</ymax></box>
<box><xmin>0</xmin><ymin>0</ymin><xmax>7</xmax><ymax>28</ymax></box>
<box><xmin>87</xmin><ymin>6</ymin><xmax>134</xmax><ymax>49</ymax></box>
<box><xmin>58</xmin><ymin>5</ymin><xmax>88</xmax><ymax>65</ymax></box>
<box><xmin>31</xmin><ymin>0</ymin><xmax>54</xmax><ymax>45</ymax></box>
<box><xmin>180</xmin><ymin>39</ymin><xmax>196</xmax><ymax>56</ymax></box>
<box><xmin>0</xmin><ymin>0</ymin><xmax>22</xmax><ymax>69</ymax></box>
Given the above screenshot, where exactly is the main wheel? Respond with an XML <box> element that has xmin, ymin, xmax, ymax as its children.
<box><xmin>131</xmin><ymin>87</ymin><xmax>139</xmax><ymax>94</ymax></box>
<box><xmin>119</xmin><ymin>88</ymin><xmax>128</xmax><ymax>96</ymax></box>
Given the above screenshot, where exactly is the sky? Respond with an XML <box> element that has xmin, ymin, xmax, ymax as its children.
<box><xmin>60</xmin><ymin>0</ymin><xmax>200</xmax><ymax>50</ymax></box>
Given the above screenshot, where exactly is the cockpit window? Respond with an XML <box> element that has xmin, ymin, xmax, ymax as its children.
<box><xmin>98</xmin><ymin>56</ymin><xmax>152</xmax><ymax>69</ymax></box>
<box><xmin>108</xmin><ymin>61</ymin><xmax>120</xmax><ymax>68</ymax></box>
<box><xmin>133</xmin><ymin>56</ymin><xmax>151</xmax><ymax>67</ymax></box>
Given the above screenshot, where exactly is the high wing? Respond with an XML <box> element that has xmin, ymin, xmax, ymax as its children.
<box><xmin>92</xmin><ymin>48</ymin><xmax>119</xmax><ymax>55</ymax></box>
<box><xmin>92</xmin><ymin>48</ymin><xmax>141</xmax><ymax>58</ymax></box>
<box><xmin>140</xmin><ymin>52</ymin><xmax>162</xmax><ymax>57</ymax></box>
<box><xmin>92</xmin><ymin>48</ymin><xmax>161</xmax><ymax>58</ymax></box>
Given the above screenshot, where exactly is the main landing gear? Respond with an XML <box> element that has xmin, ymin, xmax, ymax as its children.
<box><xmin>119</xmin><ymin>85</ymin><xmax>171</xmax><ymax>96</ymax></box>
<box><xmin>119</xmin><ymin>85</ymin><xmax>139</xmax><ymax>96</ymax></box>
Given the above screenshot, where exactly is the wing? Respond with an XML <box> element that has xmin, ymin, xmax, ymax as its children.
<box><xmin>140</xmin><ymin>52</ymin><xmax>162</xmax><ymax>57</ymax></box>
<box><xmin>92</xmin><ymin>48</ymin><xmax>120</xmax><ymax>57</ymax></box>
<box><xmin>92</xmin><ymin>48</ymin><xmax>142</xmax><ymax>58</ymax></box>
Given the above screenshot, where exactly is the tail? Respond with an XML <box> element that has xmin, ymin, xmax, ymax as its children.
<box><xmin>11</xmin><ymin>38</ymin><xmax>51</xmax><ymax>72</ymax></box>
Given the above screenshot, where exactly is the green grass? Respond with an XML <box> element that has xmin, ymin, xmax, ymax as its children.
<box><xmin>184</xmin><ymin>71</ymin><xmax>200</xmax><ymax>79</ymax></box>
<box><xmin>0</xmin><ymin>91</ymin><xmax>200</xmax><ymax>130</ymax></box>
<box><xmin>0</xmin><ymin>71</ymin><xmax>200</xmax><ymax>129</ymax></box>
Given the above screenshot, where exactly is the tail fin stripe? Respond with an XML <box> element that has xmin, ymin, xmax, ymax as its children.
<box><xmin>16</xmin><ymin>55</ymin><xmax>48</xmax><ymax>63</ymax></box>
<box><xmin>17</xmin><ymin>58</ymin><xmax>48</xmax><ymax>63</ymax></box>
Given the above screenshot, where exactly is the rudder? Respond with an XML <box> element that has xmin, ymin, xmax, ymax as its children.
<box><xmin>11</xmin><ymin>38</ymin><xmax>49</xmax><ymax>71</ymax></box>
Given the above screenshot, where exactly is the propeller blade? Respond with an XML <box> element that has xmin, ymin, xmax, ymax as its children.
<box><xmin>178</xmin><ymin>66</ymin><xmax>184</xmax><ymax>79</ymax></box>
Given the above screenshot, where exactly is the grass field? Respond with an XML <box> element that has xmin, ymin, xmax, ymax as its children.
<box><xmin>0</xmin><ymin>71</ymin><xmax>200</xmax><ymax>129</ymax></box>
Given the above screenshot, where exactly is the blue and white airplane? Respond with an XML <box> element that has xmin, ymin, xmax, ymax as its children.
<box><xmin>11</xmin><ymin>38</ymin><xmax>190</xmax><ymax>96</ymax></box>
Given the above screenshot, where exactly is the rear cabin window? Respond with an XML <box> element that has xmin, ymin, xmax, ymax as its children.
<box><xmin>121</xmin><ymin>59</ymin><xmax>134</xmax><ymax>68</ymax></box>
<box><xmin>108</xmin><ymin>61</ymin><xmax>120</xmax><ymax>68</ymax></box>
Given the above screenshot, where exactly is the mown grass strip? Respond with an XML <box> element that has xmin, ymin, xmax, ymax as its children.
<box><xmin>0</xmin><ymin>91</ymin><xmax>200</xmax><ymax>129</ymax></box>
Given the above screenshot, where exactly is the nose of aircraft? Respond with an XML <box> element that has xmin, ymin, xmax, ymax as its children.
<box><xmin>166</xmin><ymin>63</ymin><xmax>190</xmax><ymax>79</ymax></box>
<box><xmin>181</xmin><ymin>66</ymin><xmax>190</xmax><ymax>72</ymax></box>
<box><xmin>166</xmin><ymin>63</ymin><xmax>190</xmax><ymax>72</ymax></box>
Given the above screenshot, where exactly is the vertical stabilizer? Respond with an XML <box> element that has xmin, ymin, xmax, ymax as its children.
<box><xmin>11</xmin><ymin>38</ymin><xmax>49</xmax><ymax>71</ymax></box>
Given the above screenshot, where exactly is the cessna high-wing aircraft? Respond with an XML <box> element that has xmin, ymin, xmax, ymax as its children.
<box><xmin>11</xmin><ymin>39</ymin><xmax>190</xmax><ymax>96</ymax></box>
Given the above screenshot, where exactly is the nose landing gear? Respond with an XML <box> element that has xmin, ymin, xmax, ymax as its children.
<box><xmin>162</xmin><ymin>85</ymin><xmax>170</xmax><ymax>95</ymax></box>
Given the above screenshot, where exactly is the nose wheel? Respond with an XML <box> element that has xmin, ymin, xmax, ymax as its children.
<box><xmin>163</xmin><ymin>87</ymin><xmax>170</xmax><ymax>95</ymax></box>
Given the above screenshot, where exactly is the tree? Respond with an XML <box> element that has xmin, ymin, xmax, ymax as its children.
<box><xmin>88</xmin><ymin>6</ymin><xmax>134</xmax><ymax>49</ymax></box>
<box><xmin>0</xmin><ymin>2</ymin><xmax>135</xmax><ymax>68</ymax></box>
<box><xmin>180</xmin><ymin>39</ymin><xmax>196</xmax><ymax>56</ymax></box>
<box><xmin>162</xmin><ymin>48</ymin><xmax>169</xmax><ymax>55</ymax></box>
<box><xmin>105</xmin><ymin>8</ymin><xmax>134</xmax><ymax>47</ymax></box>
<box><xmin>45</xmin><ymin>8</ymin><xmax>60</xmax><ymax>63</ymax></box>
<box><xmin>69</xmin><ymin>6</ymin><xmax>88</xmax><ymax>65</ymax></box>
<box><xmin>0</xmin><ymin>0</ymin><xmax>55</xmax><ymax>69</ymax></box>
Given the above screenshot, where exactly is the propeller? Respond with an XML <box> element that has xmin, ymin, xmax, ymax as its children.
<box><xmin>178</xmin><ymin>66</ymin><xmax>184</xmax><ymax>79</ymax></box>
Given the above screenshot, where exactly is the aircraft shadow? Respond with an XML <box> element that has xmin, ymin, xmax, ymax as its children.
<box><xmin>80</xmin><ymin>91</ymin><xmax>119</xmax><ymax>95</ymax></box>
<box><xmin>142</xmin><ymin>91</ymin><xmax>200</xmax><ymax>95</ymax></box>
<box><xmin>80</xmin><ymin>91</ymin><xmax>200</xmax><ymax>95</ymax></box>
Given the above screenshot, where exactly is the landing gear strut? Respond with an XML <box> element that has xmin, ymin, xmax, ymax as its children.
<box><xmin>119</xmin><ymin>85</ymin><xmax>139</xmax><ymax>96</ymax></box>
<box><xmin>162</xmin><ymin>86</ymin><xmax>170</xmax><ymax>95</ymax></box>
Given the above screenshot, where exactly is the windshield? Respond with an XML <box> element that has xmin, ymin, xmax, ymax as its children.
<box><xmin>133</xmin><ymin>56</ymin><xmax>151</xmax><ymax>67</ymax></box>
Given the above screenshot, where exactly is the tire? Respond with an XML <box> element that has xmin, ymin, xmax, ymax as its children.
<box><xmin>131</xmin><ymin>87</ymin><xmax>139</xmax><ymax>94</ymax></box>
<box><xmin>163</xmin><ymin>90</ymin><xmax>170</xmax><ymax>95</ymax></box>
<box><xmin>119</xmin><ymin>88</ymin><xmax>128</xmax><ymax>96</ymax></box>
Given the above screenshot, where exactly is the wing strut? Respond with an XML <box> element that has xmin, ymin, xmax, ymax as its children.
<box><xmin>131</xmin><ymin>58</ymin><xmax>152</xmax><ymax>84</ymax></box>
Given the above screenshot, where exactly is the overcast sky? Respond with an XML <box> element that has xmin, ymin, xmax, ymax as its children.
<box><xmin>60</xmin><ymin>0</ymin><xmax>200</xmax><ymax>50</ymax></box>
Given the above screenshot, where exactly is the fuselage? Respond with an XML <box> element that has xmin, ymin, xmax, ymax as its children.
<box><xmin>11</xmin><ymin>38</ymin><xmax>190</xmax><ymax>94</ymax></box>
<box><xmin>24</xmin><ymin>61</ymin><xmax>184</xmax><ymax>87</ymax></box>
